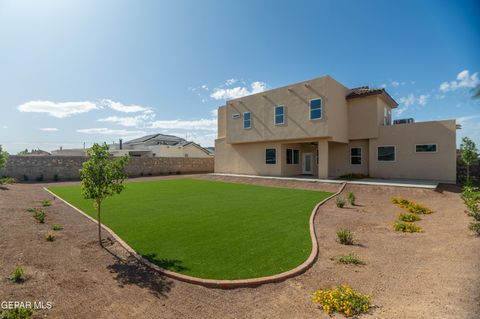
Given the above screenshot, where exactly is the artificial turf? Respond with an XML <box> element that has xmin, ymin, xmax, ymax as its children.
<box><xmin>48</xmin><ymin>179</ymin><xmax>332</xmax><ymax>280</ymax></box>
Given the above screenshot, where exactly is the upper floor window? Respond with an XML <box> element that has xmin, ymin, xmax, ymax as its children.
<box><xmin>377</xmin><ymin>145</ymin><xmax>395</xmax><ymax>162</ymax></box>
<box><xmin>275</xmin><ymin>106</ymin><xmax>285</xmax><ymax>125</ymax></box>
<box><xmin>286</xmin><ymin>148</ymin><xmax>299</xmax><ymax>164</ymax></box>
<box><xmin>415</xmin><ymin>144</ymin><xmax>437</xmax><ymax>153</ymax></box>
<box><xmin>243</xmin><ymin>112</ymin><xmax>251</xmax><ymax>129</ymax></box>
<box><xmin>310</xmin><ymin>98</ymin><xmax>322</xmax><ymax>120</ymax></box>
<box><xmin>266</xmin><ymin>148</ymin><xmax>276</xmax><ymax>164</ymax></box>
<box><xmin>351</xmin><ymin>147</ymin><xmax>362</xmax><ymax>165</ymax></box>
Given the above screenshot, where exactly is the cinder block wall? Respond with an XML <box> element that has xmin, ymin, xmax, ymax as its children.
<box><xmin>0</xmin><ymin>156</ymin><xmax>214</xmax><ymax>182</ymax></box>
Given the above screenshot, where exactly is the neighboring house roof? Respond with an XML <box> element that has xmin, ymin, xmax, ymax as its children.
<box><xmin>125</xmin><ymin>133</ymin><xmax>186</xmax><ymax>146</ymax></box>
<box><xmin>346</xmin><ymin>86</ymin><xmax>398</xmax><ymax>107</ymax></box>
<box><xmin>22</xmin><ymin>149</ymin><xmax>51</xmax><ymax>156</ymax></box>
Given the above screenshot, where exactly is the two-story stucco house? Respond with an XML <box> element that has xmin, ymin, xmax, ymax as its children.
<box><xmin>214</xmin><ymin>75</ymin><xmax>457</xmax><ymax>183</ymax></box>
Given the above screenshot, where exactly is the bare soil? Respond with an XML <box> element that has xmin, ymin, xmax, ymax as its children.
<box><xmin>0</xmin><ymin>175</ymin><xmax>479</xmax><ymax>319</ymax></box>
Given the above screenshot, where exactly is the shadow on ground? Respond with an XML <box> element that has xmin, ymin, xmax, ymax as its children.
<box><xmin>142</xmin><ymin>253</ymin><xmax>189</xmax><ymax>273</ymax></box>
<box><xmin>104</xmin><ymin>247</ymin><xmax>175</xmax><ymax>298</ymax></box>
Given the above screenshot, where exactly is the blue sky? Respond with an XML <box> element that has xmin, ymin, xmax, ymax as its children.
<box><xmin>0</xmin><ymin>0</ymin><xmax>479</xmax><ymax>153</ymax></box>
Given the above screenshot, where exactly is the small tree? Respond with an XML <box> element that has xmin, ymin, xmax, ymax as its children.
<box><xmin>0</xmin><ymin>145</ymin><xmax>8</xmax><ymax>170</ymax></box>
<box><xmin>80</xmin><ymin>143</ymin><xmax>129</xmax><ymax>245</ymax></box>
<box><xmin>460</xmin><ymin>137</ymin><xmax>478</xmax><ymax>185</ymax></box>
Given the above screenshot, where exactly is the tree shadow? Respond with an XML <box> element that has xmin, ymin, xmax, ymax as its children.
<box><xmin>141</xmin><ymin>253</ymin><xmax>189</xmax><ymax>273</ymax></box>
<box><xmin>0</xmin><ymin>186</ymin><xmax>10</xmax><ymax>191</ymax></box>
<box><xmin>104</xmin><ymin>247</ymin><xmax>175</xmax><ymax>298</ymax></box>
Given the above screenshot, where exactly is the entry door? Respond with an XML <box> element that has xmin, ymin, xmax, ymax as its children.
<box><xmin>302</xmin><ymin>153</ymin><xmax>313</xmax><ymax>174</ymax></box>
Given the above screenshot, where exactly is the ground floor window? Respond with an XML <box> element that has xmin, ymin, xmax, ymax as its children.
<box><xmin>286</xmin><ymin>149</ymin><xmax>299</xmax><ymax>164</ymax></box>
<box><xmin>266</xmin><ymin>148</ymin><xmax>276</xmax><ymax>164</ymax></box>
<box><xmin>377</xmin><ymin>145</ymin><xmax>395</xmax><ymax>161</ymax></box>
<box><xmin>415</xmin><ymin>144</ymin><xmax>437</xmax><ymax>153</ymax></box>
<box><xmin>350</xmin><ymin>147</ymin><xmax>362</xmax><ymax>165</ymax></box>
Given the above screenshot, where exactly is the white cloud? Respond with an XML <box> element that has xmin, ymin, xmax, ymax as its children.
<box><xmin>97</xmin><ymin>113</ymin><xmax>155</xmax><ymax>127</ymax></box>
<box><xmin>77</xmin><ymin>128</ymin><xmax>146</xmax><ymax>137</ymax></box>
<box><xmin>391</xmin><ymin>81</ymin><xmax>400</xmax><ymax>87</ymax></box>
<box><xmin>417</xmin><ymin>94</ymin><xmax>429</xmax><ymax>106</ymax></box>
<box><xmin>439</xmin><ymin>70</ymin><xmax>479</xmax><ymax>92</ymax></box>
<box><xmin>457</xmin><ymin>114</ymin><xmax>480</xmax><ymax>125</ymax></box>
<box><xmin>201</xmin><ymin>85</ymin><xmax>209</xmax><ymax>91</ymax></box>
<box><xmin>2</xmin><ymin>125</ymin><xmax>7</xmax><ymax>129</ymax></box>
<box><xmin>209</xmin><ymin>109</ymin><xmax>218</xmax><ymax>118</ymax></box>
<box><xmin>100</xmin><ymin>99</ymin><xmax>153</xmax><ymax>113</ymax></box>
<box><xmin>18</xmin><ymin>100</ymin><xmax>98</xmax><ymax>118</ymax></box>
<box><xmin>398</xmin><ymin>94</ymin><xmax>416</xmax><ymax>107</ymax></box>
<box><xmin>40</xmin><ymin>128</ymin><xmax>58</xmax><ymax>132</ymax></box>
<box><xmin>148</xmin><ymin>118</ymin><xmax>217</xmax><ymax>131</ymax></box>
<box><xmin>210</xmin><ymin>81</ymin><xmax>267</xmax><ymax>100</ymax></box>
<box><xmin>225</xmin><ymin>78</ymin><xmax>238</xmax><ymax>86</ymax></box>
<box><xmin>396</xmin><ymin>106</ymin><xmax>408</xmax><ymax>115</ymax></box>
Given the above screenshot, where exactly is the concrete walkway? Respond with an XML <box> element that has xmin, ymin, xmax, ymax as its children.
<box><xmin>211</xmin><ymin>173</ymin><xmax>440</xmax><ymax>189</ymax></box>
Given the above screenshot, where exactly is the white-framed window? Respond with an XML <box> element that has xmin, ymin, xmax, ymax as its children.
<box><xmin>310</xmin><ymin>98</ymin><xmax>322</xmax><ymax>120</ymax></box>
<box><xmin>286</xmin><ymin>148</ymin><xmax>299</xmax><ymax>165</ymax></box>
<box><xmin>265</xmin><ymin>148</ymin><xmax>276</xmax><ymax>164</ymax></box>
<box><xmin>350</xmin><ymin>147</ymin><xmax>362</xmax><ymax>165</ymax></box>
<box><xmin>243</xmin><ymin>112</ymin><xmax>251</xmax><ymax>129</ymax></box>
<box><xmin>415</xmin><ymin>144</ymin><xmax>437</xmax><ymax>153</ymax></box>
<box><xmin>275</xmin><ymin>106</ymin><xmax>285</xmax><ymax>125</ymax></box>
<box><xmin>377</xmin><ymin>145</ymin><xmax>396</xmax><ymax>162</ymax></box>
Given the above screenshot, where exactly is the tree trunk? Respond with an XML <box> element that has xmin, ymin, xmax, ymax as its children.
<box><xmin>466</xmin><ymin>165</ymin><xmax>470</xmax><ymax>180</ymax></box>
<box><xmin>97</xmin><ymin>200</ymin><xmax>102</xmax><ymax>246</ymax></box>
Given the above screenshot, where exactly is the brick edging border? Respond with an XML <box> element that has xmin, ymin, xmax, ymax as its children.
<box><xmin>43</xmin><ymin>182</ymin><xmax>346</xmax><ymax>289</ymax></box>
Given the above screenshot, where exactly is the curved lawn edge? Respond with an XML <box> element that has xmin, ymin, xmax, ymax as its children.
<box><xmin>44</xmin><ymin>182</ymin><xmax>346</xmax><ymax>289</ymax></box>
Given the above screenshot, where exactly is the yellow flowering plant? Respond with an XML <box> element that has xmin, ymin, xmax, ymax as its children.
<box><xmin>312</xmin><ymin>284</ymin><xmax>370</xmax><ymax>317</ymax></box>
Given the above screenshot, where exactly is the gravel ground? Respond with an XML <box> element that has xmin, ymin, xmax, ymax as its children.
<box><xmin>0</xmin><ymin>175</ymin><xmax>478</xmax><ymax>319</ymax></box>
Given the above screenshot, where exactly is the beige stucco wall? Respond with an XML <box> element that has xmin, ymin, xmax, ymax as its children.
<box><xmin>328</xmin><ymin>139</ymin><xmax>370</xmax><ymax>178</ymax></box>
<box><xmin>280</xmin><ymin>143</ymin><xmax>318</xmax><ymax>177</ymax></box>
<box><xmin>369</xmin><ymin>120</ymin><xmax>457</xmax><ymax>182</ymax></box>
<box><xmin>221</xmin><ymin>76</ymin><xmax>349</xmax><ymax>144</ymax></box>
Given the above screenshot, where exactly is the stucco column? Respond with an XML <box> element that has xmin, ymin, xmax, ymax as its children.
<box><xmin>318</xmin><ymin>140</ymin><xmax>329</xmax><ymax>179</ymax></box>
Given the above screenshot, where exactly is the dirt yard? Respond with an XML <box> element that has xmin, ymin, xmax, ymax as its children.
<box><xmin>0</xmin><ymin>175</ymin><xmax>479</xmax><ymax>319</ymax></box>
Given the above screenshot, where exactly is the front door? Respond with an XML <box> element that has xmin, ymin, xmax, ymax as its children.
<box><xmin>302</xmin><ymin>153</ymin><xmax>313</xmax><ymax>175</ymax></box>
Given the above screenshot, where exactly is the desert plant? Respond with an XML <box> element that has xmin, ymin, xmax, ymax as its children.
<box><xmin>33</xmin><ymin>210</ymin><xmax>45</xmax><ymax>223</ymax></box>
<box><xmin>80</xmin><ymin>143</ymin><xmax>128</xmax><ymax>245</ymax></box>
<box><xmin>334</xmin><ymin>253</ymin><xmax>364</xmax><ymax>265</ymax></box>
<box><xmin>9</xmin><ymin>267</ymin><xmax>25</xmax><ymax>283</ymax></box>
<box><xmin>45</xmin><ymin>233</ymin><xmax>55</xmax><ymax>241</ymax></box>
<box><xmin>26</xmin><ymin>208</ymin><xmax>36</xmax><ymax>213</ymax></box>
<box><xmin>312</xmin><ymin>284</ymin><xmax>370</xmax><ymax>316</ymax></box>
<box><xmin>0</xmin><ymin>177</ymin><xmax>15</xmax><ymax>185</ymax></box>
<box><xmin>41</xmin><ymin>199</ymin><xmax>51</xmax><ymax>207</ymax></box>
<box><xmin>1</xmin><ymin>307</ymin><xmax>33</xmax><ymax>319</ymax></box>
<box><xmin>460</xmin><ymin>137</ymin><xmax>478</xmax><ymax>185</ymax></box>
<box><xmin>347</xmin><ymin>192</ymin><xmax>356</xmax><ymax>206</ymax></box>
<box><xmin>337</xmin><ymin>228</ymin><xmax>354</xmax><ymax>245</ymax></box>
<box><xmin>398</xmin><ymin>213</ymin><xmax>421</xmax><ymax>222</ymax></box>
<box><xmin>469</xmin><ymin>222</ymin><xmax>480</xmax><ymax>235</ymax></box>
<box><xmin>335</xmin><ymin>196</ymin><xmax>346</xmax><ymax>208</ymax></box>
<box><xmin>52</xmin><ymin>224</ymin><xmax>63</xmax><ymax>231</ymax></box>
<box><xmin>0</xmin><ymin>145</ymin><xmax>8</xmax><ymax>171</ymax></box>
<box><xmin>393</xmin><ymin>221</ymin><xmax>423</xmax><ymax>233</ymax></box>
<box><xmin>391</xmin><ymin>197</ymin><xmax>433</xmax><ymax>214</ymax></box>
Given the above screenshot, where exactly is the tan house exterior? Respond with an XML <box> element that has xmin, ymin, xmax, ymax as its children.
<box><xmin>214</xmin><ymin>75</ymin><xmax>457</xmax><ymax>183</ymax></box>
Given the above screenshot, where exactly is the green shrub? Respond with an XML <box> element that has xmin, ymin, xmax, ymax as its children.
<box><xmin>45</xmin><ymin>233</ymin><xmax>55</xmax><ymax>242</ymax></box>
<box><xmin>312</xmin><ymin>284</ymin><xmax>370</xmax><ymax>316</ymax></box>
<box><xmin>337</xmin><ymin>228</ymin><xmax>354</xmax><ymax>245</ymax></box>
<box><xmin>26</xmin><ymin>208</ymin><xmax>36</xmax><ymax>213</ymax></box>
<box><xmin>9</xmin><ymin>267</ymin><xmax>25</xmax><ymax>283</ymax></box>
<box><xmin>22</xmin><ymin>175</ymin><xmax>29</xmax><ymax>182</ymax></box>
<box><xmin>334</xmin><ymin>253</ymin><xmax>364</xmax><ymax>265</ymax></box>
<box><xmin>53</xmin><ymin>174</ymin><xmax>59</xmax><ymax>182</ymax></box>
<box><xmin>34</xmin><ymin>210</ymin><xmax>45</xmax><ymax>223</ymax></box>
<box><xmin>41</xmin><ymin>199</ymin><xmax>51</xmax><ymax>207</ymax></box>
<box><xmin>335</xmin><ymin>197</ymin><xmax>346</xmax><ymax>208</ymax></box>
<box><xmin>398</xmin><ymin>213</ymin><xmax>421</xmax><ymax>222</ymax></box>
<box><xmin>52</xmin><ymin>224</ymin><xmax>63</xmax><ymax>231</ymax></box>
<box><xmin>393</xmin><ymin>221</ymin><xmax>423</xmax><ymax>233</ymax></box>
<box><xmin>1</xmin><ymin>307</ymin><xmax>33</xmax><ymax>319</ymax></box>
<box><xmin>347</xmin><ymin>192</ymin><xmax>356</xmax><ymax>206</ymax></box>
<box><xmin>35</xmin><ymin>174</ymin><xmax>44</xmax><ymax>182</ymax></box>
<box><xmin>469</xmin><ymin>222</ymin><xmax>480</xmax><ymax>235</ymax></box>
<box><xmin>0</xmin><ymin>177</ymin><xmax>15</xmax><ymax>185</ymax></box>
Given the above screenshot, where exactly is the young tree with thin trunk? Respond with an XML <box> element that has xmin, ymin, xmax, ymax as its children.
<box><xmin>80</xmin><ymin>143</ymin><xmax>129</xmax><ymax>245</ymax></box>
<box><xmin>460</xmin><ymin>137</ymin><xmax>478</xmax><ymax>185</ymax></box>
<box><xmin>0</xmin><ymin>145</ymin><xmax>8</xmax><ymax>171</ymax></box>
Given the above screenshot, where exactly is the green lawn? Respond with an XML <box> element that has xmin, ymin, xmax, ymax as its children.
<box><xmin>48</xmin><ymin>179</ymin><xmax>332</xmax><ymax>280</ymax></box>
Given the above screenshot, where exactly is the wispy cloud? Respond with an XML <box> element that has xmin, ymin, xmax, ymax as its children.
<box><xmin>97</xmin><ymin>113</ymin><xmax>155</xmax><ymax>127</ymax></box>
<box><xmin>396</xmin><ymin>93</ymin><xmax>429</xmax><ymax>115</ymax></box>
<box><xmin>148</xmin><ymin>118</ymin><xmax>217</xmax><ymax>131</ymax></box>
<box><xmin>77</xmin><ymin>128</ymin><xmax>146</xmax><ymax>137</ymax></box>
<box><xmin>40</xmin><ymin>128</ymin><xmax>58</xmax><ymax>132</ymax></box>
<box><xmin>100</xmin><ymin>99</ymin><xmax>153</xmax><ymax>113</ymax></box>
<box><xmin>18</xmin><ymin>100</ymin><xmax>98</xmax><ymax>118</ymax></box>
<box><xmin>456</xmin><ymin>114</ymin><xmax>480</xmax><ymax>125</ymax></box>
<box><xmin>210</xmin><ymin>81</ymin><xmax>267</xmax><ymax>100</ymax></box>
<box><xmin>225</xmin><ymin>78</ymin><xmax>238</xmax><ymax>86</ymax></box>
<box><xmin>439</xmin><ymin>70</ymin><xmax>479</xmax><ymax>93</ymax></box>
<box><xmin>417</xmin><ymin>94</ymin><xmax>429</xmax><ymax>106</ymax></box>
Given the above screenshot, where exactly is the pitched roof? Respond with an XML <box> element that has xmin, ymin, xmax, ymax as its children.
<box><xmin>124</xmin><ymin>133</ymin><xmax>186</xmax><ymax>145</ymax></box>
<box><xmin>346</xmin><ymin>86</ymin><xmax>398</xmax><ymax>107</ymax></box>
